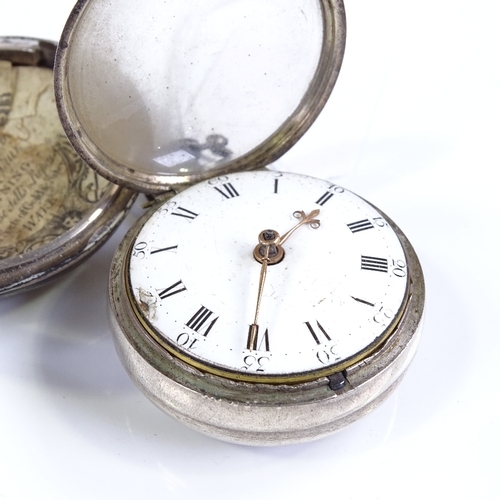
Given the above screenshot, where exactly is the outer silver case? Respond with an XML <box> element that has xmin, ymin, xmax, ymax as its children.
<box><xmin>109</xmin><ymin>200</ymin><xmax>425</xmax><ymax>446</ymax></box>
<box><xmin>0</xmin><ymin>38</ymin><xmax>136</xmax><ymax>296</ymax></box>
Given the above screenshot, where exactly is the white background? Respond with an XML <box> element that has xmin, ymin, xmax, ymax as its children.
<box><xmin>1</xmin><ymin>1</ymin><xmax>499</xmax><ymax>499</ymax></box>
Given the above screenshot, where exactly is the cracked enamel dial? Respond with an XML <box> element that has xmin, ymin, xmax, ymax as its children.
<box><xmin>127</xmin><ymin>170</ymin><xmax>409</xmax><ymax>383</ymax></box>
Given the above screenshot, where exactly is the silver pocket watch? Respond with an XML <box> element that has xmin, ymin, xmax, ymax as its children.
<box><xmin>1</xmin><ymin>0</ymin><xmax>424</xmax><ymax>445</ymax></box>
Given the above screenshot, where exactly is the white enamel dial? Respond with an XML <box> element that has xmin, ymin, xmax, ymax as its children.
<box><xmin>127</xmin><ymin>170</ymin><xmax>409</xmax><ymax>383</ymax></box>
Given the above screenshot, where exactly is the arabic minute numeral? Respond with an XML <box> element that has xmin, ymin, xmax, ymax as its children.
<box><xmin>373</xmin><ymin>216</ymin><xmax>387</xmax><ymax>228</ymax></box>
<box><xmin>391</xmin><ymin>259</ymin><xmax>407</xmax><ymax>277</ymax></box>
<box><xmin>132</xmin><ymin>241</ymin><xmax>148</xmax><ymax>259</ymax></box>
<box><xmin>177</xmin><ymin>333</ymin><xmax>199</xmax><ymax>350</ymax></box>
<box><xmin>316</xmin><ymin>345</ymin><xmax>341</xmax><ymax>365</ymax></box>
<box><xmin>373</xmin><ymin>306</ymin><xmax>395</xmax><ymax>326</ymax></box>
<box><xmin>241</xmin><ymin>355</ymin><xmax>270</xmax><ymax>373</ymax></box>
<box><xmin>208</xmin><ymin>175</ymin><xmax>229</xmax><ymax>185</ymax></box>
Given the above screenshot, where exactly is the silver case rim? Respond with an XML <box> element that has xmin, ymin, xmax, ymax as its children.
<box><xmin>108</xmin><ymin>189</ymin><xmax>425</xmax><ymax>446</ymax></box>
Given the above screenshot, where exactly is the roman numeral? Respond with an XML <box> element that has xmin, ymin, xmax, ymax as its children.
<box><xmin>214</xmin><ymin>183</ymin><xmax>239</xmax><ymax>199</ymax></box>
<box><xmin>351</xmin><ymin>296</ymin><xmax>375</xmax><ymax>307</ymax></box>
<box><xmin>315</xmin><ymin>191</ymin><xmax>334</xmax><ymax>206</ymax></box>
<box><xmin>158</xmin><ymin>280</ymin><xmax>186</xmax><ymax>299</ymax></box>
<box><xmin>186</xmin><ymin>306</ymin><xmax>218</xmax><ymax>336</ymax></box>
<box><xmin>171</xmin><ymin>207</ymin><xmax>198</xmax><ymax>220</ymax></box>
<box><xmin>305</xmin><ymin>321</ymin><xmax>331</xmax><ymax>345</ymax></box>
<box><xmin>347</xmin><ymin>219</ymin><xmax>374</xmax><ymax>233</ymax></box>
<box><xmin>247</xmin><ymin>324</ymin><xmax>270</xmax><ymax>351</ymax></box>
<box><xmin>361</xmin><ymin>256</ymin><xmax>388</xmax><ymax>273</ymax></box>
<box><xmin>150</xmin><ymin>245</ymin><xmax>178</xmax><ymax>255</ymax></box>
<box><xmin>274</xmin><ymin>178</ymin><xmax>279</xmax><ymax>194</ymax></box>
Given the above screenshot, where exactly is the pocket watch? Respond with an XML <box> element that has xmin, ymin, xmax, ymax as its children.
<box><xmin>54</xmin><ymin>0</ymin><xmax>425</xmax><ymax>445</ymax></box>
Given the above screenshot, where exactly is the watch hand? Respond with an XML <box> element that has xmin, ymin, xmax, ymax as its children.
<box><xmin>248</xmin><ymin>247</ymin><xmax>269</xmax><ymax>351</ymax></box>
<box><xmin>252</xmin><ymin>209</ymin><xmax>321</xmax><ymax>265</ymax></box>
<box><xmin>277</xmin><ymin>209</ymin><xmax>321</xmax><ymax>246</ymax></box>
<box><xmin>248</xmin><ymin>230</ymin><xmax>283</xmax><ymax>350</ymax></box>
<box><xmin>248</xmin><ymin>209</ymin><xmax>321</xmax><ymax>350</ymax></box>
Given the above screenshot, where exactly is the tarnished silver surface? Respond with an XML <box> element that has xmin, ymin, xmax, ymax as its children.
<box><xmin>109</xmin><ymin>199</ymin><xmax>424</xmax><ymax>445</ymax></box>
<box><xmin>0</xmin><ymin>38</ymin><xmax>137</xmax><ymax>296</ymax></box>
<box><xmin>0</xmin><ymin>37</ymin><xmax>57</xmax><ymax>67</ymax></box>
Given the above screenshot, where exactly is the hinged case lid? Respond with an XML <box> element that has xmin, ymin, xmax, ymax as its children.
<box><xmin>0</xmin><ymin>37</ymin><xmax>136</xmax><ymax>296</ymax></box>
<box><xmin>55</xmin><ymin>0</ymin><xmax>346</xmax><ymax>194</ymax></box>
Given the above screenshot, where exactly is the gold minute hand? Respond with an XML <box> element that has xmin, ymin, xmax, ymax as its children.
<box><xmin>247</xmin><ymin>247</ymin><xmax>269</xmax><ymax>351</ymax></box>
<box><xmin>248</xmin><ymin>229</ymin><xmax>282</xmax><ymax>350</ymax></box>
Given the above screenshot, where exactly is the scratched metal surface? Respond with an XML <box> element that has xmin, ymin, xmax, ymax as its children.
<box><xmin>1</xmin><ymin>1</ymin><xmax>498</xmax><ymax>499</ymax></box>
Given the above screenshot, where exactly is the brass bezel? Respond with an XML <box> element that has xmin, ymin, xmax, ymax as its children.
<box><xmin>120</xmin><ymin>182</ymin><xmax>412</xmax><ymax>385</ymax></box>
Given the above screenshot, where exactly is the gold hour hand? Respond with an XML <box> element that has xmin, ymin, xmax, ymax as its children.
<box><xmin>252</xmin><ymin>210</ymin><xmax>320</xmax><ymax>266</ymax></box>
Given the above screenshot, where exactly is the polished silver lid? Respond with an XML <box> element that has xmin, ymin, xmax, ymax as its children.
<box><xmin>55</xmin><ymin>0</ymin><xmax>346</xmax><ymax>194</ymax></box>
